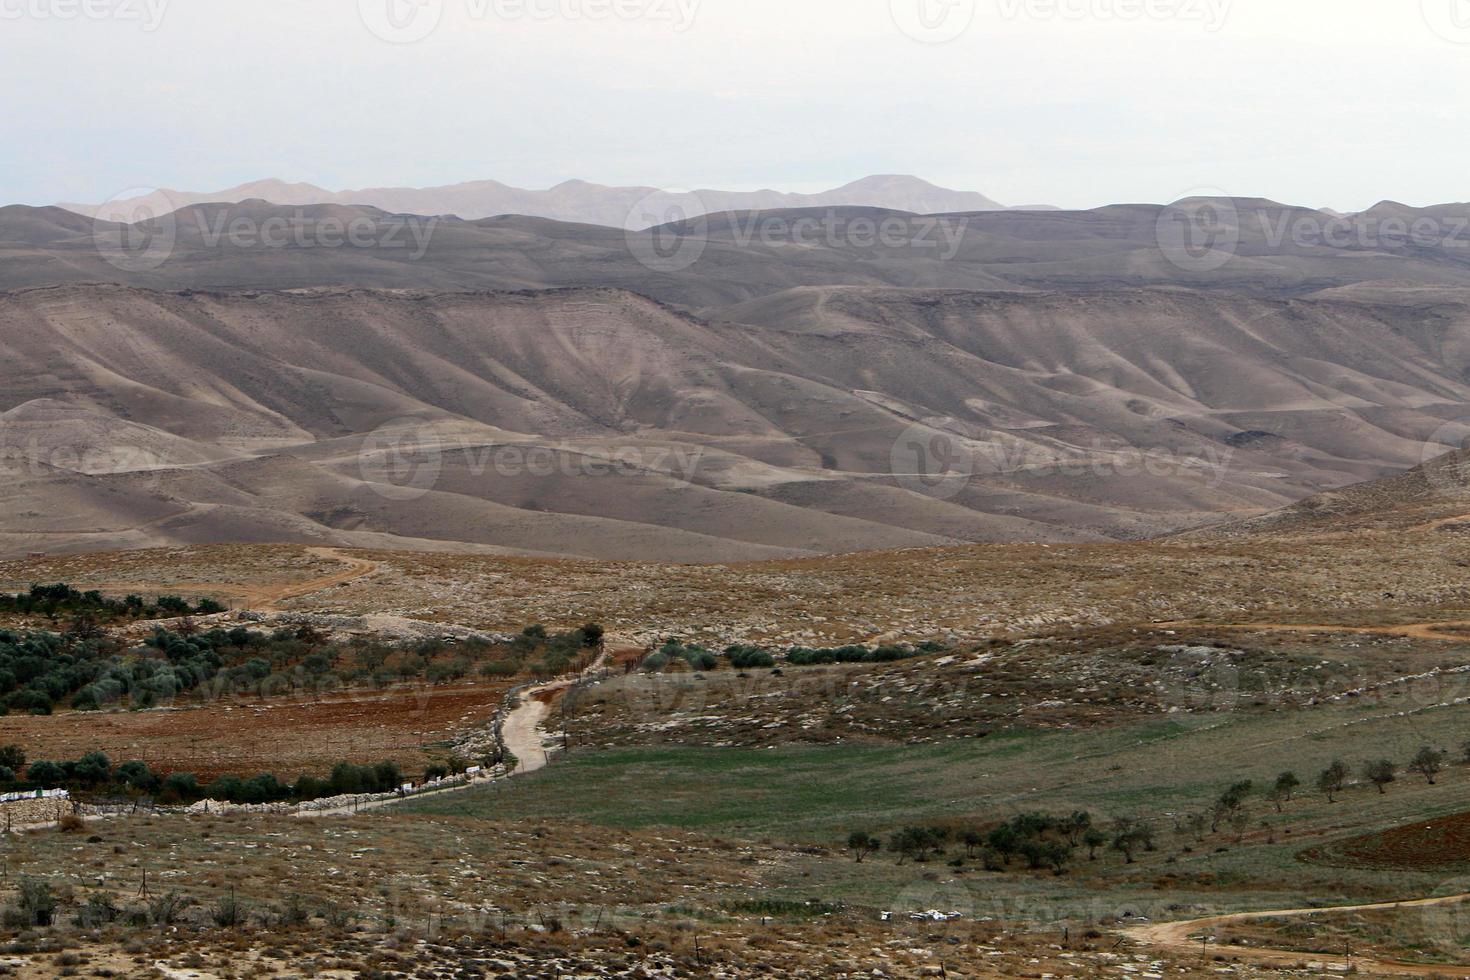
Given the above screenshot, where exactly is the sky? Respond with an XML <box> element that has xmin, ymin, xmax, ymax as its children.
<box><xmin>3</xmin><ymin>0</ymin><xmax>1469</xmax><ymax>211</ymax></box>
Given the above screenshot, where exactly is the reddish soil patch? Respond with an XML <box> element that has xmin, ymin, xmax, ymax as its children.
<box><xmin>1304</xmin><ymin>810</ymin><xmax>1470</xmax><ymax>870</ymax></box>
<box><xmin>0</xmin><ymin>680</ymin><xmax>514</xmax><ymax>781</ymax></box>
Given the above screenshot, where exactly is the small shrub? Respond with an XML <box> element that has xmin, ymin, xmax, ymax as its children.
<box><xmin>277</xmin><ymin>893</ymin><xmax>311</xmax><ymax>927</ymax></box>
<box><xmin>74</xmin><ymin>892</ymin><xmax>119</xmax><ymax>929</ymax></box>
<box><xmin>212</xmin><ymin>892</ymin><xmax>244</xmax><ymax>928</ymax></box>
<box><xmin>146</xmin><ymin>891</ymin><xmax>190</xmax><ymax>927</ymax></box>
<box><xmin>4</xmin><ymin>879</ymin><xmax>57</xmax><ymax>928</ymax></box>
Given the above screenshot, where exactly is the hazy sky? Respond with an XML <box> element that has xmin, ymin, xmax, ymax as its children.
<box><xmin>4</xmin><ymin>0</ymin><xmax>1469</xmax><ymax>211</ymax></box>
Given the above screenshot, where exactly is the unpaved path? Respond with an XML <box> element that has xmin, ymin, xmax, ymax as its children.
<box><xmin>255</xmin><ymin>547</ymin><xmax>381</xmax><ymax>611</ymax></box>
<box><xmin>298</xmin><ymin>644</ymin><xmax>624</xmax><ymax>818</ymax></box>
<box><xmin>1160</xmin><ymin>620</ymin><xmax>1470</xmax><ymax>642</ymax></box>
<box><xmin>56</xmin><ymin>547</ymin><xmax>382</xmax><ymax>611</ymax></box>
<box><xmin>1126</xmin><ymin>893</ymin><xmax>1470</xmax><ymax>976</ymax></box>
<box><xmin>488</xmin><ymin>645</ymin><xmax>619</xmax><ymax>777</ymax></box>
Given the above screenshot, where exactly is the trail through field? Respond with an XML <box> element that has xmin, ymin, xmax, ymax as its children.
<box><xmin>1126</xmin><ymin>894</ymin><xmax>1470</xmax><ymax>976</ymax></box>
<box><xmin>55</xmin><ymin>547</ymin><xmax>383</xmax><ymax>611</ymax></box>
<box><xmin>254</xmin><ymin>547</ymin><xmax>381</xmax><ymax>611</ymax></box>
<box><xmin>482</xmin><ymin>643</ymin><xmax>624</xmax><ymax>777</ymax></box>
<box><xmin>300</xmin><ymin>642</ymin><xmax>628</xmax><ymax>818</ymax></box>
<box><xmin>1160</xmin><ymin>620</ymin><xmax>1470</xmax><ymax>642</ymax></box>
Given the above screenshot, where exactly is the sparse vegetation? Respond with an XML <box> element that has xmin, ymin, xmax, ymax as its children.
<box><xmin>1410</xmin><ymin>746</ymin><xmax>1447</xmax><ymax>785</ymax></box>
<box><xmin>1317</xmin><ymin>760</ymin><xmax>1349</xmax><ymax>802</ymax></box>
<box><xmin>1</xmin><ymin>746</ymin><xmax>406</xmax><ymax>806</ymax></box>
<box><xmin>0</xmin><ymin>583</ymin><xmax>225</xmax><ymax>624</ymax></box>
<box><xmin>1363</xmin><ymin>759</ymin><xmax>1397</xmax><ymax>794</ymax></box>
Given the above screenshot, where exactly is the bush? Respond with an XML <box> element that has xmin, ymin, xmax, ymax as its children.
<box><xmin>726</xmin><ymin>645</ymin><xmax>775</xmax><ymax>669</ymax></box>
<box><xmin>75</xmin><ymin>892</ymin><xmax>119</xmax><ymax>929</ymax></box>
<box><xmin>148</xmin><ymin>890</ymin><xmax>190</xmax><ymax>926</ymax></box>
<box><xmin>276</xmin><ymin>893</ymin><xmax>311</xmax><ymax>927</ymax></box>
<box><xmin>26</xmin><ymin>760</ymin><xmax>63</xmax><ymax>788</ymax></box>
<box><xmin>213</xmin><ymin>891</ymin><xmax>244</xmax><ymax>928</ymax></box>
<box><xmin>4</xmin><ymin>878</ymin><xmax>57</xmax><ymax>927</ymax></box>
<box><xmin>162</xmin><ymin>772</ymin><xmax>199</xmax><ymax>800</ymax></box>
<box><xmin>70</xmin><ymin>750</ymin><xmax>111</xmax><ymax>786</ymax></box>
<box><xmin>683</xmin><ymin>647</ymin><xmax>718</xmax><ymax>671</ymax></box>
<box><xmin>116</xmin><ymin>760</ymin><xmax>160</xmax><ymax>793</ymax></box>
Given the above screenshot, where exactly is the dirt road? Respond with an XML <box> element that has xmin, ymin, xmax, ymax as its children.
<box><xmin>299</xmin><ymin>645</ymin><xmax>621</xmax><ymax>818</ymax></box>
<box><xmin>47</xmin><ymin>547</ymin><xmax>383</xmax><ymax>612</ymax></box>
<box><xmin>1160</xmin><ymin>620</ymin><xmax>1470</xmax><ymax>642</ymax></box>
<box><xmin>1127</xmin><ymin>894</ymin><xmax>1470</xmax><ymax>976</ymax></box>
<box><xmin>256</xmin><ymin>548</ymin><xmax>382</xmax><ymax>611</ymax></box>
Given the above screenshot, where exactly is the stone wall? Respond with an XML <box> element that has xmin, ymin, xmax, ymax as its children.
<box><xmin>0</xmin><ymin>797</ymin><xmax>72</xmax><ymax>828</ymax></box>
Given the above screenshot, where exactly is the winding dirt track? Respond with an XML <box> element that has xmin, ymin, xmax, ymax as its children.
<box><xmin>1127</xmin><ymin>894</ymin><xmax>1470</xmax><ymax>976</ymax></box>
<box><xmin>253</xmin><ymin>548</ymin><xmax>382</xmax><ymax>611</ymax></box>
<box><xmin>300</xmin><ymin>644</ymin><xmax>623</xmax><ymax>818</ymax></box>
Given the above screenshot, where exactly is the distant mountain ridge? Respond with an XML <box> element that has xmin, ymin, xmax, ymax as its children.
<box><xmin>59</xmin><ymin>175</ymin><xmax>1048</xmax><ymax>228</ymax></box>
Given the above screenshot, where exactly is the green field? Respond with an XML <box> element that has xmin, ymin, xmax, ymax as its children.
<box><xmin>408</xmin><ymin>692</ymin><xmax>1470</xmax><ymax>918</ymax></box>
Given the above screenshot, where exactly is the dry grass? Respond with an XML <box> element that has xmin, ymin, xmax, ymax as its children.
<box><xmin>1217</xmin><ymin>905</ymin><xmax>1470</xmax><ymax>968</ymax></box>
<box><xmin>0</xmin><ymin>679</ymin><xmax>514</xmax><ymax>780</ymax></box>
<box><xmin>4</xmin><ymin>530</ymin><xmax>1470</xmax><ymax>650</ymax></box>
<box><xmin>0</xmin><ymin>810</ymin><xmax>1252</xmax><ymax>978</ymax></box>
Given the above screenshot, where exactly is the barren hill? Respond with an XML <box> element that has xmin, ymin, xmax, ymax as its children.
<box><xmin>8</xmin><ymin>195</ymin><xmax>1470</xmax><ymax>558</ymax></box>
<box><xmin>58</xmin><ymin>175</ymin><xmax>1023</xmax><ymax>227</ymax></box>
<box><xmin>11</xmin><ymin>198</ymin><xmax>1470</xmax><ymax>304</ymax></box>
<box><xmin>1196</xmin><ymin>444</ymin><xmax>1470</xmax><ymax>537</ymax></box>
<box><xmin>4</xmin><ymin>282</ymin><xmax>1470</xmax><ymax>558</ymax></box>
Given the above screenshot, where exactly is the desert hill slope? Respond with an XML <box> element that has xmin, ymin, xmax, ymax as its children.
<box><xmin>4</xmin><ymin>283</ymin><xmax>1470</xmax><ymax>558</ymax></box>
<box><xmin>9</xmin><ymin>198</ymin><xmax>1470</xmax><ymax>304</ymax></box>
<box><xmin>1195</xmin><ymin>443</ymin><xmax>1470</xmax><ymax>537</ymax></box>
